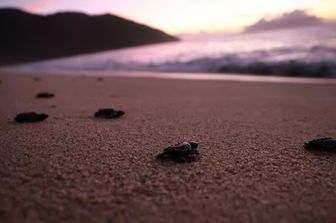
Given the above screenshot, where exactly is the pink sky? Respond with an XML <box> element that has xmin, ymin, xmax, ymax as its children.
<box><xmin>1</xmin><ymin>0</ymin><xmax>336</xmax><ymax>34</ymax></box>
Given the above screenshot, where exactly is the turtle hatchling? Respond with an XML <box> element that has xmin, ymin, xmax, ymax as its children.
<box><xmin>15</xmin><ymin>112</ymin><xmax>48</xmax><ymax>123</ymax></box>
<box><xmin>304</xmin><ymin>137</ymin><xmax>336</xmax><ymax>151</ymax></box>
<box><xmin>94</xmin><ymin>108</ymin><xmax>125</xmax><ymax>119</ymax></box>
<box><xmin>157</xmin><ymin>142</ymin><xmax>199</xmax><ymax>163</ymax></box>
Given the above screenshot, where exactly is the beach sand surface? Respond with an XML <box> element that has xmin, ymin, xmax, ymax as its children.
<box><xmin>0</xmin><ymin>73</ymin><xmax>336</xmax><ymax>223</ymax></box>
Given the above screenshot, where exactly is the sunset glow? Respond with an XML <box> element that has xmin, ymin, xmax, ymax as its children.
<box><xmin>1</xmin><ymin>0</ymin><xmax>336</xmax><ymax>34</ymax></box>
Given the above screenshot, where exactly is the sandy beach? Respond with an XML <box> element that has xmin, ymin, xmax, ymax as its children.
<box><xmin>0</xmin><ymin>72</ymin><xmax>336</xmax><ymax>223</ymax></box>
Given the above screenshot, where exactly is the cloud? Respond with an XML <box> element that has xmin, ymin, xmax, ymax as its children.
<box><xmin>244</xmin><ymin>10</ymin><xmax>323</xmax><ymax>32</ymax></box>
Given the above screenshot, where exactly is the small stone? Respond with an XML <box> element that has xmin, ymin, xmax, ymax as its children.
<box><xmin>157</xmin><ymin>142</ymin><xmax>199</xmax><ymax>163</ymax></box>
<box><xmin>15</xmin><ymin>112</ymin><xmax>48</xmax><ymax>123</ymax></box>
<box><xmin>36</xmin><ymin>92</ymin><xmax>54</xmax><ymax>98</ymax></box>
<box><xmin>304</xmin><ymin>137</ymin><xmax>336</xmax><ymax>151</ymax></box>
<box><xmin>94</xmin><ymin>108</ymin><xmax>125</xmax><ymax>119</ymax></box>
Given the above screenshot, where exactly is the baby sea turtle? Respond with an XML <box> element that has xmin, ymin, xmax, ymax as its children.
<box><xmin>36</xmin><ymin>92</ymin><xmax>54</xmax><ymax>98</ymax></box>
<box><xmin>15</xmin><ymin>112</ymin><xmax>48</xmax><ymax>123</ymax></box>
<box><xmin>157</xmin><ymin>142</ymin><xmax>199</xmax><ymax>163</ymax></box>
<box><xmin>304</xmin><ymin>137</ymin><xmax>336</xmax><ymax>151</ymax></box>
<box><xmin>94</xmin><ymin>108</ymin><xmax>125</xmax><ymax>119</ymax></box>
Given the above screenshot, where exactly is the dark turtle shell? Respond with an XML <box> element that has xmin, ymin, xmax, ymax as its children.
<box><xmin>157</xmin><ymin>142</ymin><xmax>199</xmax><ymax>163</ymax></box>
<box><xmin>94</xmin><ymin>108</ymin><xmax>125</xmax><ymax>119</ymax></box>
<box><xmin>15</xmin><ymin>112</ymin><xmax>48</xmax><ymax>123</ymax></box>
<box><xmin>164</xmin><ymin>142</ymin><xmax>197</xmax><ymax>154</ymax></box>
<box><xmin>304</xmin><ymin>137</ymin><xmax>336</xmax><ymax>151</ymax></box>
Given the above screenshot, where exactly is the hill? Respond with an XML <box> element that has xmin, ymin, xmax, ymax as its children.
<box><xmin>244</xmin><ymin>10</ymin><xmax>322</xmax><ymax>33</ymax></box>
<box><xmin>0</xmin><ymin>8</ymin><xmax>178</xmax><ymax>66</ymax></box>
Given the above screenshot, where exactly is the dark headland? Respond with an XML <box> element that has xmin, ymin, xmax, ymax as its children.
<box><xmin>0</xmin><ymin>8</ymin><xmax>178</xmax><ymax>66</ymax></box>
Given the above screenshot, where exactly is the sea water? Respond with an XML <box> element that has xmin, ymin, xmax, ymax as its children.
<box><xmin>3</xmin><ymin>24</ymin><xmax>336</xmax><ymax>78</ymax></box>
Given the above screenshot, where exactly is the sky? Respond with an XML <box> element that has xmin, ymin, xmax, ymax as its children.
<box><xmin>0</xmin><ymin>0</ymin><xmax>335</xmax><ymax>34</ymax></box>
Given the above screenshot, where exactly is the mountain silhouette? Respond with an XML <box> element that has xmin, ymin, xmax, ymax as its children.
<box><xmin>244</xmin><ymin>10</ymin><xmax>322</xmax><ymax>33</ymax></box>
<box><xmin>0</xmin><ymin>8</ymin><xmax>178</xmax><ymax>66</ymax></box>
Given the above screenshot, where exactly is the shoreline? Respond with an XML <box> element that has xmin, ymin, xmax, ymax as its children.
<box><xmin>1</xmin><ymin>70</ymin><xmax>336</xmax><ymax>84</ymax></box>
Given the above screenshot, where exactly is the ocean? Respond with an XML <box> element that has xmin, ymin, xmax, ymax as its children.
<box><xmin>3</xmin><ymin>24</ymin><xmax>336</xmax><ymax>78</ymax></box>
